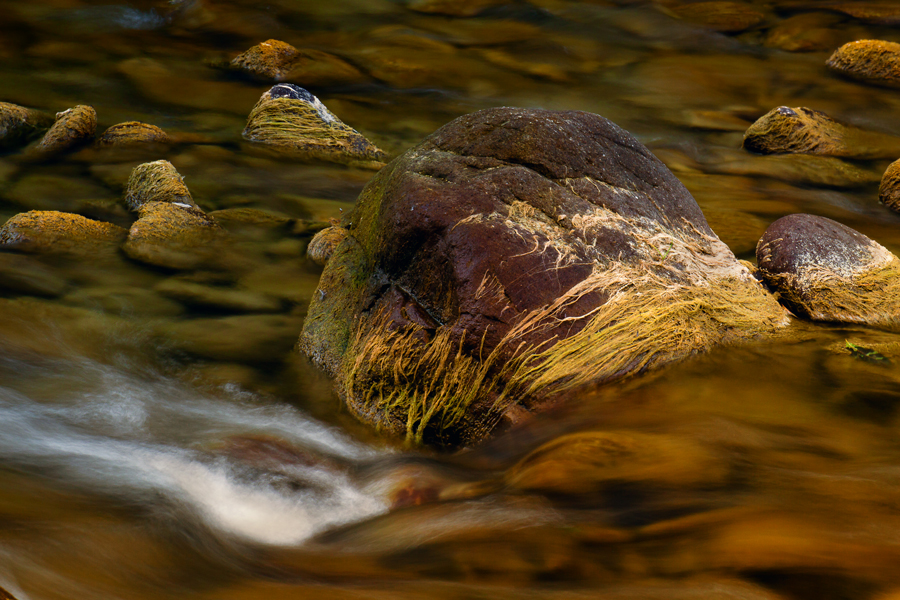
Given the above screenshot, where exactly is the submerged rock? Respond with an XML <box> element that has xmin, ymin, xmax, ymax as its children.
<box><xmin>879</xmin><ymin>159</ymin><xmax>900</xmax><ymax>212</ymax></box>
<box><xmin>407</xmin><ymin>0</ymin><xmax>509</xmax><ymax>17</ymax></box>
<box><xmin>33</xmin><ymin>105</ymin><xmax>97</xmax><ymax>156</ymax></box>
<box><xmin>763</xmin><ymin>12</ymin><xmax>846</xmax><ymax>53</ymax></box>
<box><xmin>299</xmin><ymin>107</ymin><xmax>787</xmax><ymax>447</ymax></box>
<box><xmin>97</xmin><ymin>121</ymin><xmax>170</xmax><ymax>146</ymax></box>
<box><xmin>242</xmin><ymin>84</ymin><xmax>386</xmax><ymax>166</ymax></box>
<box><xmin>306</xmin><ymin>225</ymin><xmax>348</xmax><ymax>266</ymax></box>
<box><xmin>0</xmin><ymin>210</ymin><xmax>126</xmax><ymax>254</ymax></box>
<box><xmin>0</xmin><ymin>252</ymin><xmax>68</xmax><ymax>297</ymax></box>
<box><xmin>0</xmin><ymin>102</ymin><xmax>53</xmax><ymax>150</ymax></box>
<box><xmin>756</xmin><ymin>214</ymin><xmax>900</xmax><ymax>327</ymax></box>
<box><xmin>742</xmin><ymin>106</ymin><xmax>900</xmax><ymax>159</ymax></box>
<box><xmin>826</xmin><ymin>40</ymin><xmax>900</xmax><ymax>88</ymax></box>
<box><xmin>229</xmin><ymin>39</ymin><xmax>365</xmax><ymax>86</ymax></box>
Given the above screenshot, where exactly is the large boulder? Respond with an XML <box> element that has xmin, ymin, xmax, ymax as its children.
<box><xmin>756</xmin><ymin>213</ymin><xmax>900</xmax><ymax>326</ymax></box>
<box><xmin>299</xmin><ymin>108</ymin><xmax>787</xmax><ymax>447</ymax></box>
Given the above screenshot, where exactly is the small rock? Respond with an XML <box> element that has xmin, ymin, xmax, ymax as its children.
<box><xmin>879</xmin><ymin>159</ymin><xmax>900</xmax><ymax>212</ymax></box>
<box><xmin>670</xmin><ymin>1</ymin><xmax>766</xmax><ymax>33</ymax></box>
<box><xmin>124</xmin><ymin>159</ymin><xmax>197</xmax><ymax>211</ymax></box>
<box><xmin>827</xmin><ymin>40</ymin><xmax>900</xmax><ymax>88</ymax></box>
<box><xmin>0</xmin><ymin>252</ymin><xmax>68</xmax><ymax>297</ymax></box>
<box><xmin>229</xmin><ymin>39</ymin><xmax>366</xmax><ymax>86</ymax></box>
<box><xmin>122</xmin><ymin>201</ymin><xmax>225</xmax><ymax>270</ymax></box>
<box><xmin>307</xmin><ymin>225</ymin><xmax>348</xmax><ymax>266</ymax></box>
<box><xmin>33</xmin><ymin>105</ymin><xmax>97</xmax><ymax>156</ymax></box>
<box><xmin>0</xmin><ymin>210</ymin><xmax>127</xmax><ymax>254</ymax></box>
<box><xmin>155</xmin><ymin>277</ymin><xmax>283</xmax><ymax>313</ymax></box>
<box><xmin>242</xmin><ymin>84</ymin><xmax>386</xmax><ymax>166</ymax></box>
<box><xmin>96</xmin><ymin>121</ymin><xmax>170</xmax><ymax>146</ymax></box>
<box><xmin>743</xmin><ymin>106</ymin><xmax>900</xmax><ymax>160</ymax></box>
<box><xmin>757</xmin><ymin>213</ymin><xmax>900</xmax><ymax>326</ymax></box>
<box><xmin>0</xmin><ymin>102</ymin><xmax>53</xmax><ymax>150</ymax></box>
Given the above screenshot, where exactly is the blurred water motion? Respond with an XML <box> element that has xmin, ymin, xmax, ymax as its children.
<box><xmin>3</xmin><ymin>0</ymin><xmax>900</xmax><ymax>599</ymax></box>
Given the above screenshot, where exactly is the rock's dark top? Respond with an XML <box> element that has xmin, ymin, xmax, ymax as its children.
<box><xmin>757</xmin><ymin>213</ymin><xmax>900</xmax><ymax>326</ymax></box>
<box><xmin>827</xmin><ymin>39</ymin><xmax>900</xmax><ymax>88</ymax></box>
<box><xmin>743</xmin><ymin>106</ymin><xmax>900</xmax><ymax>159</ymax></box>
<box><xmin>300</xmin><ymin>107</ymin><xmax>786</xmax><ymax>448</ymax></box>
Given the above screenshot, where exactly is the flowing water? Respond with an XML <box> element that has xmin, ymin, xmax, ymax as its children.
<box><xmin>3</xmin><ymin>1</ymin><xmax>900</xmax><ymax>598</ymax></box>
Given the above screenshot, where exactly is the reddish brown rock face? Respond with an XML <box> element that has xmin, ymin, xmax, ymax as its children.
<box><xmin>300</xmin><ymin>108</ymin><xmax>786</xmax><ymax>448</ymax></box>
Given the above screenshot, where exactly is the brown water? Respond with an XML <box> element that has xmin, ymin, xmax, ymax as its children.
<box><xmin>3</xmin><ymin>1</ymin><xmax>900</xmax><ymax>599</ymax></box>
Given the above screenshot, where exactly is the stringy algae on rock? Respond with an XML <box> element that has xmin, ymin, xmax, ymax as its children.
<box><xmin>299</xmin><ymin>107</ymin><xmax>789</xmax><ymax>448</ymax></box>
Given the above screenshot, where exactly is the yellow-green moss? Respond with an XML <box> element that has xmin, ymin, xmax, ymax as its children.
<box><xmin>97</xmin><ymin>121</ymin><xmax>169</xmax><ymax>146</ymax></box>
<box><xmin>125</xmin><ymin>160</ymin><xmax>195</xmax><ymax>211</ymax></box>
<box><xmin>0</xmin><ymin>210</ymin><xmax>126</xmax><ymax>253</ymax></box>
<box><xmin>34</xmin><ymin>105</ymin><xmax>97</xmax><ymax>156</ymax></box>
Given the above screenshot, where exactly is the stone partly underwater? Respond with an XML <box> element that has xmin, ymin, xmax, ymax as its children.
<box><xmin>299</xmin><ymin>108</ymin><xmax>788</xmax><ymax>448</ymax></box>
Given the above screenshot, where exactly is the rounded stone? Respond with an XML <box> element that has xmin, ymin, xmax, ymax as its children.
<box><xmin>0</xmin><ymin>102</ymin><xmax>53</xmax><ymax>150</ymax></box>
<box><xmin>879</xmin><ymin>159</ymin><xmax>900</xmax><ymax>213</ymax></box>
<box><xmin>96</xmin><ymin>121</ymin><xmax>170</xmax><ymax>146</ymax></box>
<box><xmin>123</xmin><ymin>201</ymin><xmax>225</xmax><ymax>270</ymax></box>
<box><xmin>756</xmin><ymin>213</ymin><xmax>900</xmax><ymax>326</ymax></box>
<box><xmin>306</xmin><ymin>225</ymin><xmax>348</xmax><ymax>266</ymax></box>
<box><xmin>124</xmin><ymin>160</ymin><xmax>196</xmax><ymax>211</ymax></box>
<box><xmin>0</xmin><ymin>210</ymin><xmax>126</xmax><ymax>254</ymax></box>
<box><xmin>827</xmin><ymin>39</ymin><xmax>900</xmax><ymax>88</ymax></box>
<box><xmin>300</xmin><ymin>107</ymin><xmax>787</xmax><ymax>447</ymax></box>
<box><xmin>742</xmin><ymin>106</ymin><xmax>900</xmax><ymax>159</ymax></box>
<box><xmin>230</xmin><ymin>39</ymin><xmax>300</xmax><ymax>80</ymax></box>
<box><xmin>242</xmin><ymin>84</ymin><xmax>386</xmax><ymax>166</ymax></box>
<box><xmin>34</xmin><ymin>105</ymin><xmax>97</xmax><ymax>156</ymax></box>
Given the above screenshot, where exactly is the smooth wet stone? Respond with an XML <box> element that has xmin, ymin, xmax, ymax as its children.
<box><xmin>62</xmin><ymin>285</ymin><xmax>185</xmax><ymax>317</ymax></box>
<box><xmin>879</xmin><ymin>159</ymin><xmax>900</xmax><ymax>213</ymax></box>
<box><xmin>242</xmin><ymin>84</ymin><xmax>386</xmax><ymax>167</ymax></box>
<box><xmin>742</xmin><ymin>106</ymin><xmax>900</xmax><ymax>160</ymax></box>
<box><xmin>0</xmin><ymin>210</ymin><xmax>126</xmax><ymax>254</ymax></box>
<box><xmin>0</xmin><ymin>102</ymin><xmax>53</xmax><ymax>150</ymax></box>
<box><xmin>300</xmin><ymin>107</ymin><xmax>787</xmax><ymax>447</ymax></box>
<box><xmin>757</xmin><ymin>214</ymin><xmax>900</xmax><ymax>327</ymax></box>
<box><xmin>124</xmin><ymin>160</ymin><xmax>196</xmax><ymax>211</ymax></box>
<box><xmin>229</xmin><ymin>39</ymin><xmax>366</xmax><ymax>86</ymax></box>
<box><xmin>96</xmin><ymin>121</ymin><xmax>169</xmax><ymax>146</ymax></box>
<box><xmin>0</xmin><ymin>252</ymin><xmax>68</xmax><ymax>297</ymax></box>
<box><xmin>504</xmin><ymin>431</ymin><xmax>728</xmax><ymax>495</ymax></box>
<box><xmin>406</xmin><ymin>0</ymin><xmax>509</xmax><ymax>17</ymax></box>
<box><xmin>306</xmin><ymin>225</ymin><xmax>348</xmax><ymax>266</ymax></box>
<box><xmin>155</xmin><ymin>314</ymin><xmax>304</xmax><ymax>362</ymax></box>
<box><xmin>670</xmin><ymin>1</ymin><xmax>766</xmax><ymax>33</ymax></box>
<box><xmin>33</xmin><ymin>105</ymin><xmax>97</xmax><ymax>156</ymax></box>
<box><xmin>155</xmin><ymin>277</ymin><xmax>283</xmax><ymax>313</ymax></box>
<box><xmin>122</xmin><ymin>201</ymin><xmax>225</xmax><ymax>270</ymax></box>
<box><xmin>827</xmin><ymin>40</ymin><xmax>900</xmax><ymax>88</ymax></box>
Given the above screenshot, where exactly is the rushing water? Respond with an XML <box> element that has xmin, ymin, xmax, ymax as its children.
<box><xmin>3</xmin><ymin>1</ymin><xmax>900</xmax><ymax>599</ymax></box>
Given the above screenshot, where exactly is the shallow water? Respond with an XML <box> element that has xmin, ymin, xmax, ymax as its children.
<box><xmin>3</xmin><ymin>1</ymin><xmax>900</xmax><ymax>599</ymax></box>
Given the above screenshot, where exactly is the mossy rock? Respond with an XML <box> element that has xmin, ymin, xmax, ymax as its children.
<box><xmin>827</xmin><ymin>39</ymin><xmax>900</xmax><ymax>88</ymax></box>
<box><xmin>33</xmin><ymin>105</ymin><xmax>97</xmax><ymax>156</ymax></box>
<box><xmin>879</xmin><ymin>159</ymin><xmax>900</xmax><ymax>213</ymax></box>
<box><xmin>242</xmin><ymin>84</ymin><xmax>386</xmax><ymax>167</ymax></box>
<box><xmin>757</xmin><ymin>213</ymin><xmax>900</xmax><ymax>327</ymax></box>
<box><xmin>125</xmin><ymin>160</ymin><xmax>196</xmax><ymax>211</ymax></box>
<box><xmin>0</xmin><ymin>102</ymin><xmax>54</xmax><ymax>150</ymax></box>
<box><xmin>97</xmin><ymin>121</ymin><xmax>170</xmax><ymax>146</ymax></box>
<box><xmin>743</xmin><ymin>106</ymin><xmax>900</xmax><ymax>160</ymax></box>
<box><xmin>230</xmin><ymin>39</ymin><xmax>300</xmax><ymax>80</ymax></box>
<box><xmin>307</xmin><ymin>225</ymin><xmax>348</xmax><ymax>266</ymax></box>
<box><xmin>123</xmin><ymin>201</ymin><xmax>225</xmax><ymax>270</ymax></box>
<box><xmin>0</xmin><ymin>210</ymin><xmax>126</xmax><ymax>254</ymax></box>
<box><xmin>299</xmin><ymin>107</ymin><xmax>787</xmax><ymax>448</ymax></box>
